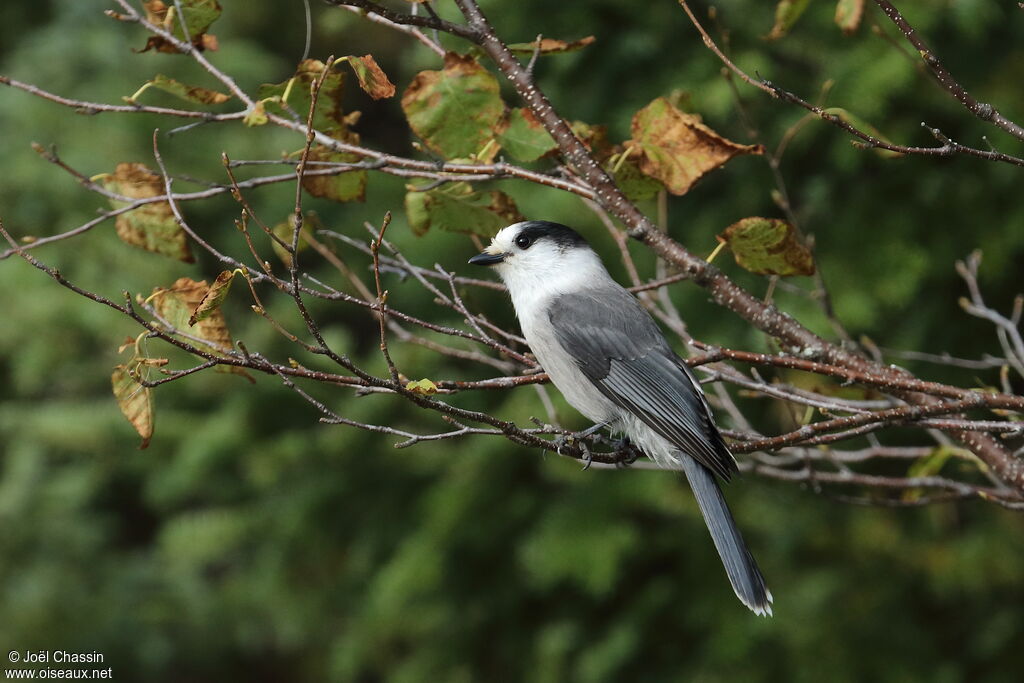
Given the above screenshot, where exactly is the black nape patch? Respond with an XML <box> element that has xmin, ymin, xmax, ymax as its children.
<box><xmin>514</xmin><ymin>221</ymin><xmax>589</xmax><ymax>251</ymax></box>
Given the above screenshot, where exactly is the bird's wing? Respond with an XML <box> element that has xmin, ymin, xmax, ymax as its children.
<box><xmin>547</xmin><ymin>287</ymin><xmax>737</xmax><ymax>480</ymax></box>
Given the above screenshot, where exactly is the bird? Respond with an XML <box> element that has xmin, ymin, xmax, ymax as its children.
<box><xmin>468</xmin><ymin>220</ymin><xmax>772</xmax><ymax>616</ymax></box>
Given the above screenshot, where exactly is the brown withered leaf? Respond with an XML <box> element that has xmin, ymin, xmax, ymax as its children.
<box><xmin>142</xmin><ymin>74</ymin><xmax>230</xmax><ymax>105</ymax></box>
<box><xmin>111</xmin><ymin>365</ymin><xmax>154</xmax><ymax>449</ymax></box>
<box><xmin>345</xmin><ymin>55</ymin><xmax>396</xmax><ymax>100</ymax></box>
<box><xmin>626</xmin><ymin>97</ymin><xmax>763</xmax><ymax>195</ymax></box>
<box><xmin>151</xmin><ymin>278</ymin><xmax>253</xmax><ymax>381</ymax></box>
<box><xmin>101</xmin><ymin>163</ymin><xmax>193</xmax><ymax>263</ymax></box>
<box><xmin>506</xmin><ymin>35</ymin><xmax>597</xmax><ymax>55</ymax></box>
<box><xmin>718</xmin><ymin>217</ymin><xmax>814</xmax><ymax>277</ymax></box>
<box><xmin>140</xmin><ymin>0</ymin><xmax>222</xmax><ymax>53</ymax></box>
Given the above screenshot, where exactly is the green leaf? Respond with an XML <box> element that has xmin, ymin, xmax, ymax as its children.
<box><xmin>189</xmin><ymin>270</ymin><xmax>235</xmax><ymax>326</ymax></box>
<box><xmin>135</xmin><ymin>74</ymin><xmax>230</xmax><ymax>105</ymax></box>
<box><xmin>344</xmin><ymin>55</ymin><xmax>396</xmax><ymax>100</ymax></box>
<box><xmin>141</xmin><ymin>0</ymin><xmax>221</xmax><ymax>53</ymax></box>
<box><xmin>506</xmin><ymin>35</ymin><xmax>597</xmax><ymax>55</ymax></box>
<box><xmin>497</xmin><ymin>108</ymin><xmax>557</xmax><ymax>162</ymax></box>
<box><xmin>718</xmin><ymin>217</ymin><xmax>815</xmax><ymax>276</ymax></box>
<box><xmin>902</xmin><ymin>446</ymin><xmax>958</xmax><ymax>501</ymax></box>
<box><xmin>835</xmin><ymin>0</ymin><xmax>865</xmax><ymax>35</ymax></box>
<box><xmin>301</xmin><ymin>146</ymin><xmax>367</xmax><ymax>203</ymax></box>
<box><xmin>404</xmin><ymin>182</ymin><xmax>522</xmax><ymax>237</ymax></box>
<box><xmin>99</xmin><ymin>162</ymin><xmax>194</xmax><ymax>263</ymax></box>
<box><xmin>607</xmin><ymin>149</ymin><xmax>663</xmax><ymax>202</ymax></box>
<box><xmin>401</xmin><ymin>53</ymin><xmax>505</xmax><ymax>160</ymax></box>
<box><xmin>627</xmin><ymin>97</ymin><xmax>762</xmax><ymax>196</ymax></box>
<box><xmin>270</xmin><ymin>215</ymin><xmax>312</xmax><ymax>268</ymax></box>
<box><xmin>111</xmin><ymin>364</ymin><xmax>154</xmax><ymax>449</ymax></box>
<box><xmin>824</xmin><ymin>107</ymin><xmax>903</xmax><ymax>157</ymax></box>
<box><xmin>243</xmin><ymin>101</ymin><xmax>268</xmax><ymax>126</ymax></box>
<box><xmin>767</xmin><ymin>0</ymin><xmax>812</xmax><ymax>40</ymax></box>
<box><xmin>258</xmin><ymin>60</ymin><xmax>348</xmax><ymax>134</ymax></box>
<box><xmin>907</xmin><ymin>446</ymin><xmax>955</xmax><ymax>478</ymax></box>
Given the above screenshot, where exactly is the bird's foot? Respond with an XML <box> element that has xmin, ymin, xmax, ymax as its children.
<box><xmin>551</xmin><ymin>421</ymin><xmax>608</xmax><ymax>469</ymax></box>
<box><xmin>612</xmin><ymin>436</ymin><xmax>640</xmax><ymax>468</ymax></box>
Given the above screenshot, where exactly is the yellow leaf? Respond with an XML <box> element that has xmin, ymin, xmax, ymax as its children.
<box><xmin>100</xmin><ymin>163</ymin><xmax>194</xmax><ymax>262</ymax></box>
<box><xmin>406</xmin><ymin>379</ymin><xmax>438</xmax><ymax>395</ymax></box>
<box><xmin>112</xmin><ymin>365</ymin><xmax>154</xmax><ymax>449</ymax></box>
<box><xmin>188</xmin><ymin>270</ymin><xmax>235</xmax><ymax>326</ymax></box>
<box><xmin>244</xmin><ymin>101</ymin><xmax>268</xmax><ymax>126</ymax></box>
<box><xmin>150</xmin><ymin>277</ymin><xmax>253</xmax><ymax>381</ymax></box>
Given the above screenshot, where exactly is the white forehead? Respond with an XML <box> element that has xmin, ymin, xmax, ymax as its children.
<box><xmin>490</xmin><ymin>222</ymin><xmax>529</xmax><ymax>248</ymax></box>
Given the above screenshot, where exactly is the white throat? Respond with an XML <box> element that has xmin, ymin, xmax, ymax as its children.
<box><xmin>498</xmin><ymin>247</ymin><xmax>612</xmax><ymax>321</ymax></box>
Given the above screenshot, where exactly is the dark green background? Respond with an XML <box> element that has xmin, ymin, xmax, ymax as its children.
<box><xmin>1</xmin><ymin>1</ymin><xmax>1023</xmax><ymax>680</ymax></box>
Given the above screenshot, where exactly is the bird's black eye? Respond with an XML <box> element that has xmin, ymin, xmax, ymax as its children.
<box><xmin>514</xmin><ymin>234</ymin><xmax>532</xmax><ymax>250</ymax></box>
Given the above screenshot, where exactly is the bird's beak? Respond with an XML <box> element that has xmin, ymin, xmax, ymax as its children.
<box><xmin>468</xmin><ymin>250</ymin><xmax>505</xmax><ymax>266</ymax></box>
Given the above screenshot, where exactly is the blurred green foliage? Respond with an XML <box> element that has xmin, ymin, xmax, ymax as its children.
<box><xmin>1</xmin><ymin>1</ymin><xmax>1023</xmax><ymax>681</ymax></box>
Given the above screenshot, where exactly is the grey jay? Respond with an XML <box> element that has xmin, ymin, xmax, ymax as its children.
<box><xmin>469</xmin><ymin>220</ymin><xmax>772</xmax><ymax>616</ymax></box>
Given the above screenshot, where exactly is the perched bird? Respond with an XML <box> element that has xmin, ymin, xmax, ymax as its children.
<box><xmin>469</xmin><ymin>220</ymin><xmax>772</xmax><ymax>616</ymax></box>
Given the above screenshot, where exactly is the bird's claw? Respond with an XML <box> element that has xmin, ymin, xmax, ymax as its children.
<box><xmin>579</xmin><ymin>441</ymin><xmax>593</xmax><ymax>471</ymax></box>
<box><xmin>613</xmin><ymin>436</ymin><xmax>639</xmax><ymax>468</ymax></box>
<box><xmin>552</xmin><ymin>426</ymin><xmax>603</xmax><ymax>470</ymax></box>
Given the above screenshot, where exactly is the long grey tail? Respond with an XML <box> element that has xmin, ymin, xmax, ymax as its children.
<box><xmin>680</xmin><ymin>456</ymin><xmax>773</xmax><ymax>616</ymax></box>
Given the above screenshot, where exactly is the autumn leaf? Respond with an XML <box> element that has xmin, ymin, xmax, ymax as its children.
<box><xmin>100</xmin><ymin>162</ymin><xmax>193</xmax><ymax>263</ymax></box>
<box><xmin>835</xmin><ymin>0</ymin><xmax>865</xmax><ymax>35</ymax></box>
<box><xmin>130</xmin><ymin>74</ymin><xmax>230</xmax><ymax>105</ymax></box>
<box><xmin>506</xmin><ymin>35</ymin><xmax>597</xmax><ymax>55</ymax></box>
<box><xmin>718</xmin><ymin>217</ymin><xmax>814</xmax><ymax>276</ymax></box>
<box><xmin>301</xmin><ymin>145</ymin><xmax>367</xmax><ymax>203</ymax></box>
<box><xmin>404</xmin><ymin>181</ymin><xmax>522</xmax><ymax>237</ymax></box>
<box><xmin>111</xmin><ymin>365</ymin><xmax>154</xmax><ymax>449</ymax></box>
<box><xmin>626</xmin><ymin>97</ymin><xmax>762</xmax><ymax>196</ymax></box>
<box><xmin>766</xmin><ymin>0</ymin><xmax>811</xmax><ymax>41</ymax></box>
<box><xmin>151</xmin><ymin>278</ymin><xmax>252</xmax><ymax>380</ymax></box>
<box><xmin>344</xmin><ymin>55</ymin><xmax>396</xmax><ymax>99</ymax></box>
<box><xmin>140</xmin><ymin>0</ymin><xmax>221</xmax><ymax>53</ymax></box>
<box><xmin>497</xmin><ymin>108</ymin><xmax>557</xmax><ymax>162</ymax></box>
<box><xmin>189</xmin><ymin>270</ymin><xmax>235</xmax><ymax>326</ymax></box>
<box><xmin>258</xmin><ymin>60</ymin><xmax>348</xmax><ymax>134</ymax></box>
<box><xmin>401</xmin><ymin>53</ymin><xmax>505</xmax><ymax>160</ymax></box>
<box><xmin>405</xmin><ymin>379</ymin><xmax>438</xmax><ymax>395</ymax></box>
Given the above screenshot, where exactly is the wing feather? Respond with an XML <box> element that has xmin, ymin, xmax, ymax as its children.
<box><xmin>548</xmin><ymin>288</ymin><xmax>736</xmax><ymax>479</ymax></box>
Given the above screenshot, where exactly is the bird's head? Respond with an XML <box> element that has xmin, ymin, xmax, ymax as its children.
<box><xmin>468</xmin><ymin>221</ymin><xmax>604</xmax><ymax>295</ymax></box>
